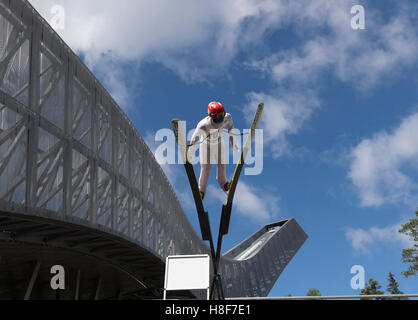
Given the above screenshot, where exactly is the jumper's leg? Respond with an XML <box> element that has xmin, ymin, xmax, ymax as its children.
<box><xmin>199</xmin><ymin>142</ymin><xmax>212</xmax><ymax>196</ymax></box>
<box><xmin>216</xmin><ymin>137</ymin><xmax>228</xmax><ymax>190</ymax></box>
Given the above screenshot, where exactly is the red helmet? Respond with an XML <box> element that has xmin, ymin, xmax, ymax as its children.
<box><xmin>208</xmin><ymin>102</ymin><xmax>226</xmax><ymax>121</ymax></box>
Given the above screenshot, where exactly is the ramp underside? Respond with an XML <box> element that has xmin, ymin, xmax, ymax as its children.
<box><xmin>0</xmin><ymin>212</ymin><xmax>169</xmax><ymax>299</ymax></box>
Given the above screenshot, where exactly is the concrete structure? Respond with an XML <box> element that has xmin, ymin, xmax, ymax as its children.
<box><xmin>0</xmin><ymin>0</ymin><xmax>307</xmax><ymax>299</ymax></box>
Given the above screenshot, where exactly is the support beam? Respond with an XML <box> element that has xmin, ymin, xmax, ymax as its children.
<box><xmin>116</xmin><ymin>289</ymin><xmax>123</xmax><ymax>300</ymax></box>
<box><xmin>94</xmin><ymin>278</ymin><xmax>102</xmax><ymax>300</ymax></box>
<box><xmin>14</xmin><ymin>225</ymin><xmax>57</xmax><ymax>238</ymax></box>
<box><xmin>24</xmin><ymin>261</ymin><xmax>41</xmax><ymax>300</ymax></box>
<box><xmin>65</xmin><ymin>236</ymin><xmax>107</xmax><ymax>247</ymax></box>
<box><xmin>75</xmin><ymin>269</ymin><xmax>81</xmax><ymax>300</ymax></box>
<box><xmin>43</xmin><ymin>230</ymin><xmax>82</xmax><ymax>243</ymax></box>
<box><xmin>89</xmin><ymin>243</ymin><xmax>121</xmax><ymax>254</ymax></box>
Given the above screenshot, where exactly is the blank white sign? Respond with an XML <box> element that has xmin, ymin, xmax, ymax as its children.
<box><xmin>165</xmin><ymin>255</ymin><xmax>210</xmax><ymax>291</ymax></box>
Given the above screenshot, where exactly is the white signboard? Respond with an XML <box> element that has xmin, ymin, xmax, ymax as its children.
<box><xmin>164</xmin><ymin>255</ymin><xmax>211</xmax><ymax>299</ymax></box>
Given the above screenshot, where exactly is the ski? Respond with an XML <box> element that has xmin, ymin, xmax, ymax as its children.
<box><xmin>219</xmin><ymin>102</ymin><xmax>264</xmax><ymax>236</ymax></box>
<box><xmin>229</xmin><ymin>104</ymin><xmax>263</xmax><ymax>202</ymax></box>
<box><xmin>171</xmin><ymin>119</ymin><xmax>212</xmax><ymax>241</ymax></box>
<box><xmin>212</xmin><ymin>102</ymin><xmax>264</xmax><ymax>299</ymax></box>
<box><xmin>171</xmin><ymin>118</ymin><xmax>225</xmax><ymax>299</ymax></box>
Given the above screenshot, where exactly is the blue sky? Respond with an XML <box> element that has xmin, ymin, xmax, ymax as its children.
<box><xmin>30</xmin><ymin>0</ymin><xmax>418</xmax><ymax>296</ymax></box>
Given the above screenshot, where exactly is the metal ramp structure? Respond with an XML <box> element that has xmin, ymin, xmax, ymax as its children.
<box><xmin>0</xmin><ymin>0</ymin><xmax>308</xmax><ymax>299</ymax></box>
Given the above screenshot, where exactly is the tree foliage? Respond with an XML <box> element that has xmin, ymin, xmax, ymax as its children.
<box><xmin>398</xmin><ymin>209</ymin><xmax>418</xmax><ymax>277</ymax></box>
<box><xmin>306</xmin><ymin>288</ymin><xmax>322</xmax><ymax>296</ymax></box>
<box><xmin>386</xmin><ymin>272</ymin><xmax>407</xmax><ymax>300</ymax></box>
<box><xmin>360</xmin><ymin>278</ymin><xmax>384</xmax><ymax>300</ymax></box>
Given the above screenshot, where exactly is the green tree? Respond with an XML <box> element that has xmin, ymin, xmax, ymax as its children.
<box><xmin>398</xmin><ymin>209</ymin><xmax>418</xmax><ymax>278</ymax></box>
<box><xmin>386</xmin><ymin>272</ymin><xmax>407</xmax><ymax>300</ymax></box>
<box><xmin>306</xmin><ymin>288</ymin><xmax>322</xmax><ymax>296</ymax></box>
<box><xmin>360</xmin><ymin>278</ymin><xmax>384</xmax><ymax>300</ymax></box>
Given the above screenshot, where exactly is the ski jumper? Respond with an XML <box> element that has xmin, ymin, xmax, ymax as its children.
<box><xmin>189</xmin><ymin>113</ymin><xmax>235</xmax><ymax>195</ymax></box>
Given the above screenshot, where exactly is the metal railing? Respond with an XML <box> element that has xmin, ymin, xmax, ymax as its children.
<box><xmin>228</xmin><ymin>294</ymin><xmax>418</xmax><ymax>300</ymax></box>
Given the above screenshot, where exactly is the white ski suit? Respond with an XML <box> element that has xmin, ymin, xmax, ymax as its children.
<box><xmin>189</xmin><ymin>113</ymin><xmax>236</xmax><ymax>195</ymax></box>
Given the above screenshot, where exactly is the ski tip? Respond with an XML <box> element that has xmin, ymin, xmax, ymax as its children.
<box><xmin>171</xmin><ymin>119</ymin><xmax>181</xmax><ymax>130</ymax></box>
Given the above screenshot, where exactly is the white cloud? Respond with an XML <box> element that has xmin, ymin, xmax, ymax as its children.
<box><xmin>193</xmin><ymin>3</ymin><xmax>418</xmax><ymax>202</ymax></box>
<box><xmin>250</xmin><ymin>4</ymin><xmax>418</xmax><ymax>89</ymax></box>
<box><xmin>30</xmin><ymin>0</ymin><xmax>418</xmax><ymax>96</ymax></box>
<box><xmin>243</xmin><ymin>3</ymin><xmax>418</xmax><ymax>159</ymax></box>
<box><xmin>29</xmin><ymin>0</ymin><xmax>418</xmax><ymax>161</ymax></box>
<box><xmin>348</xmin><ymin>112</ymin><xmax>418</xmax><ymax>207</ymax></box>
<box><xmin>207</xmin><ymin>181</ymin><xmax>280</xmax><ymax>223</ymax></box>
<box><xmin>28</xmin><ymin>0</ymin><xmax>298</xmax><ymax>109</ymax></box>
<box><xmin>28</xmin><ymin>0</ymin><xmax>290</xmax><ymax>83</ymax></box>
<box><xmin>345</xmin><ymin>227</ymin><xmax>374</xmax><ymax>254</ymax></box>
<box><xmin>346</xmin><ymin>222</ymin><xmax>414</xmax><ymax>255</ymax></box>
<box><xmin>245</xmin><ymin>91</ymin><xmax>320</xmax><ymax>158</ymax></box>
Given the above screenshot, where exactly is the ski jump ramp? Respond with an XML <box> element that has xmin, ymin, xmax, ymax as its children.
<box><xmin>0</xmin><ymin>0</ymin><xmax>308</xmax><ymax>299</ymax></box>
